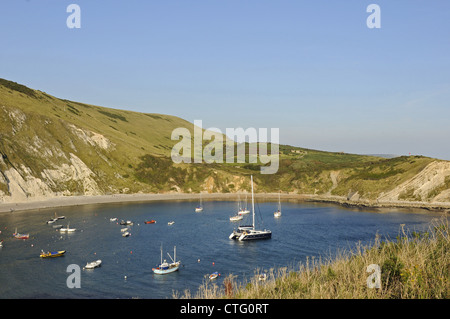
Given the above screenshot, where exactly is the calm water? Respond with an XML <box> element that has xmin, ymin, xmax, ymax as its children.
<box><xmin>0</xmin><ymin>199</ymin><xmax>443</xmax><ymax>299</ymax></box>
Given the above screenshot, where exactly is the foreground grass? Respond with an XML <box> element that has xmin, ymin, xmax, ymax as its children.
<box><xmin>176</xmin><ymin>216</ymin><xmax>449</xmax><ymax>299</ymax></box>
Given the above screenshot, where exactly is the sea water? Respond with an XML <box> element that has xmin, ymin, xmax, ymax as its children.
<box><xmin>0</xmin><ymin>200</ymin><xmax>443</xmax><ymax>298</ymax></box>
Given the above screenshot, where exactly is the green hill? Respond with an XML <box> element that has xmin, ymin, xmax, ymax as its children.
<box><xmin>1</xmin><ymin>78</ymin><xmax>449</xmax><ymax>205</ymax></box>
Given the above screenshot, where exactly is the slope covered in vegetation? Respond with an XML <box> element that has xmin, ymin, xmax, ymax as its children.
<box><xmin>1</xmin><ymin>78</ymin><xmax>449</xmax><ymax>206</ymax></box>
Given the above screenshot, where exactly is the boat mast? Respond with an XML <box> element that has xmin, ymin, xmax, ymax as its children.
<box><xmin>245</xmin><ymin>192</ymin><xmax>248</xmax><ymax>211</ymax></box>
<box><xmin>278</xmin><ymin>191</ymin><xmax>281</xmax><ymax>212</ymax></box>
<box><xmin>251</xmin><ymin>175</ymin><xmax>255</xmax><ymax>230</ymax></box>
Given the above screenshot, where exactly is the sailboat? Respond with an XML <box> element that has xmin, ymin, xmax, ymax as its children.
<box><xmin>152</xmin><ymin>245</ymin><xmax>181</xmax><ymax>275</ymax></box>
<box><xmin>195</xmin><ymin>194</ymin><xmax>203</xmax><ymax>212</ymax></box>
<box><xmin>274</xmin><ymin>191</ymin><xmax>282</xmax><ymax>218</ymax></box>
<box><xmin>229</xmin><ymin>176</ymin><xmax>272</xmax><ymax>241</ymax></box>
<box><xmin>238</xmin><ymin>193</ymin><xmax>250</xmax><ymax>215</ymax></box>
<box><xmin>230</xmin><ymin>194</ymin><xmax>245</xmax><ymax>221</ymax></box>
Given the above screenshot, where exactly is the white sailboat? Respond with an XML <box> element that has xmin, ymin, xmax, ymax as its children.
<box><xmin>274</xmin><ymin>191</ymin><xmax>282</xmax><ymax>218</ymax></box>
<box><xmin>195</xmin><ymin>194</ymin><xmax>203</xmax><ymax>212</ymax></box>
<box><xmin>229</xmin><ymin>176</ymin><xmax>272</xmax><ymax>241</ymax></box>
<box><xmin>238</xmin><ymin>193</ymin><xmax>250</xmax><ymax>215</ymax></box>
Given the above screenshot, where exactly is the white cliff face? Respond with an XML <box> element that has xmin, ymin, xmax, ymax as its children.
<box><xmin>43</xmin><ymin>153</ymin><xmax>102</xmax><ymax>196</ymax></box>
<box><xmin>378</xmin><ymin>161</ymin><xmax>450</xmax><ymax>202</ymax></box>
<box><xmin>0</xmin><ymin>105</ymin><xmax>111</xmax><ymax>203</ymax></box>
<box><xmin>68</xmin><ymin>124</ymin><xmax>115</xmax><ymax>150</ymax></box>
<box><xmin>0</xmin><ymin>153</ymin><xmax>101</xmax><ymax>203</ymax></box>
<box><xmin>1</xmin><ymin>165</ymin><xmax>55</xmax><ymax>202</ymax></box>
<box><xmin>6</xmin><ymin>106</ymin><xmax>27</xmax><ymax>135</ymax></box>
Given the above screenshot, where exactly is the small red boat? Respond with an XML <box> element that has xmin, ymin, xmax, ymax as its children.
<box><xmin>13</xmin><ymin>228</ymin><xmax>29</xmax><ymax>239</ymax></box>
<box><xmin>144</xmin><ymin>220</ymin><xmax>156</xmax><ymax>224</ymax></box>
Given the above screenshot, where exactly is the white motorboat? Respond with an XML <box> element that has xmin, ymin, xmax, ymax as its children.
<box><xmin>229</xmin><ymin>214</ymin><xmax>243</xmax><ymax>222</ymax></box>
<box><xmin>120</xmin><ymin>220</ymin><xmax>133</xmax><ymax>226</ymax></box>
<box><xmin>47</xmin><ymin>213</ymin><xmax>65</xmax><ymax>224</ymax></box>
<box><xmin>85</xmin><ymin>259</ymin><xmax>102</xmax><ymax>269</ymax></box>
<box><xmin>209</xmin><ymin>272</ymin><xmax>220</xmax><ymax>280</ymax></box>
<box><xmin>46</xmin><ymin>218</ymin><xmax>57</xmax><ymax>224</ymax></box>
<box><xmin>258</xmin><ymin>273</ymin><xmax>267</xmax><ymax>281</ymax></box>
<box><xmin>168</xmin><ymin>221</ymin><xmax>175</xmax><ymax>225</ymax></box>
<box><xmin>122</xmin><ymin>231</ymin><xmax>131</xmax><ymax>237</ymax></box>
<box><xmin>59</xmin><ymin>223</ymin><xmax>76</xmax><ymax>232</ymax></box>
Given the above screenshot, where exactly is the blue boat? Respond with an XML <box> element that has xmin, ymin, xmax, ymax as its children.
<box><xmin>40</xmin><ymin>250</ymin><xmax>66</xmax><ymax>258</ymax></box>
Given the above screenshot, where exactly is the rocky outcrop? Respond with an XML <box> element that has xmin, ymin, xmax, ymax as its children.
<box><xmin>67</xmin><ymin>124</ymin><xmax>115</xmax><ymax>151</ymax></box>
<box><xmin>0</xmin><ymin>105</ymin><xmax>107</xmax><ymax>203</ymax></box>
<box><xmin>378</xmin><ymin>161</ymin><xmax>450</xmax><ymax>202</ymax></box>
<box><xmin>1</xmin><ymin>163</ymin><xmax>54</xmax><ymax>202</ymax></box>
<box><xmin>0</xmin><ymin>153</ymin><xmax>101</xmax><ymax>203</ymax></box>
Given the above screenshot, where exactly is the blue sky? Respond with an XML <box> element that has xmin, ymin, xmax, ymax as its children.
<box><xmin>1</xmin><ymin>0</ymin><xmax>450</xmax><ymax>159</ymax></box>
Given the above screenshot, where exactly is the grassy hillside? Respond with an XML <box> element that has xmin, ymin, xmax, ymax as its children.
<box><xmin>0</xmin><ymin>78</ymin><xmax>449</xmax><ymax>203</ymax></box>
<box><xmin>0</xmin><ymin>78</ymin><xmax>194</xmax><ymax>197</ymax></box>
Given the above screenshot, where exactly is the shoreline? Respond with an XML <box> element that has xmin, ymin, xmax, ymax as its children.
<box><xmin>1</xmin><ymin>192</ymin><xmax>449</xmax><ymax>214</ymax></box>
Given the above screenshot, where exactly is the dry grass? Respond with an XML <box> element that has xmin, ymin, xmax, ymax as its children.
<box><xmin>176</xmin><ymin>216</ymin><xmax>449</xmax><ymax>299</ymax></box>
